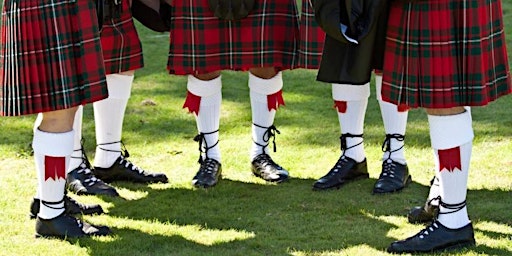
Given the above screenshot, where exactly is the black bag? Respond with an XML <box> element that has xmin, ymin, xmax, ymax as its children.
<box><xmin>207</xmin><ymin>0</ymin><xmax>256</xmax><ymax>21</ymax></box>
<box><xmin>131</xmin><ymin>0</ymin><xmax>172</xmax><ymax>32</ymax></box>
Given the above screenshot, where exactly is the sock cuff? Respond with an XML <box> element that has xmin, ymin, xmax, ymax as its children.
<box><xmin>332</xmin><ymin>83</ymin><xmax>370</xmax><ymax>101</ymax></box>
<box><xmin>428</xmin><ymin>111</ymin><xmax>474</xmax><ymax>149</ymax></box>
<box><xmin>187</xmin><ymin>75</ymin><xmax>222</xmax><ymax>97</ymax></box>
<box><xmin>106</xmin><ymin>74</ymin><xmax>134</xmax><ymax>99</ymax></box>
<box><xmin>248</xmin><ymin>72</ymin><xmax>283</xmax><ymax>95</ymax></box>
<box><xmin>33</xmin><ymin>129</ymin><xmax>74</xmax><ymax>156</ymax></box>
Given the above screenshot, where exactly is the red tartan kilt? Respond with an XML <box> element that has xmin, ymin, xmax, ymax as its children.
<box><xmin>168</xmin><ymin>0</ymin><xmax>300</xmax><ymax>75</ymax></box>
<box><xmin>100</xmin><ymin>0</ymin><xmax>144</xmax><ymax>74</ymax></box>
<box><xmin>298</xmin><ymin>0</ymin><xmax>325</xmax><ymax>69</ymax></box>
<box><xmin>0</xmin><ymin>0</ymin><xmax>108</xmax><ymax>116</ymax></box>
<box><xmin>382</xmin><ymin>0</ymin><xmax>512</xmax><ymax>109</ymax></box>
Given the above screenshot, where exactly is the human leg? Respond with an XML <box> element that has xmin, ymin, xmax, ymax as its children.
<box><xmin>34</xmin><ymin>108</ymin><xmax>111</xmax><ymax>238</ymax></box>
<box><xmin>373</xmin><ymin>74</ymin><xmax>411</xmax><ymax>194</ymax></box>
<box><xmin>92</xmin><ymin>71</ymin><xmax>168</xmax><ymax>184</ymax></box>
<box><xmin>388</xmin><ymin>107</ymin><xmax>475</xmax><ymax>253</ymax></box>
<box><xmin>313</xmin><ymin>83</ymin><xmax>370</xmax><ymax>190</ymax></box>
<box><xmin>184</xmin><ymin>72</ymin><xmax>223</xmax><ymax>188</ymax></box>
<box><xmin>248</xmin><ymin>68</ymin><xmax>289</xmax><ymax>183</ymax></box>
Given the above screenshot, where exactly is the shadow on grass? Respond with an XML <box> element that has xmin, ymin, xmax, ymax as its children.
<box><xmin>77</xmin><ymin>178</ymin><xmax>511</xmax><ymax>255</ymax></box>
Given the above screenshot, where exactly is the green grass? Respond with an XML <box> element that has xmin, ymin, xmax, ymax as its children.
<box><xmin>1</xmin><ymin>3</ymin><xmax>512</xmax><ymax>256</ymax></box>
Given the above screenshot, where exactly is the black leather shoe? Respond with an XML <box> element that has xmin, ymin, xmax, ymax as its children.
<box><xmin>93</xmin><ymin>154</ymin><xmax>168</xmax><ymax>184</ymax></box>
<box><xmin>35</xmin><ymin>212</ymin><xmax>112</xmax><ymax>239</ymax></box>
<box><xmin>408</xmin><ymin>203</ymin><xmax>439</xmax><ymax>224</ymax></box>
<box><xmin>192</xmin><ymin>158</ymin><xmax>222</xmax><ymax>188</ymax></box>
<box><xmin>313</xmin><ymin>156</ymin><xmax>369</xmax><ymax>190</ymax></box>
<box><xmin>67</xmin><ymin>164</ymin><xmax>119</xmax><ymax>197</ymax></box>
<box><xmin>387</xmin><ymin>220</ymin><xmax>475</xmax><ymax>253</ymax></box>
<box><xmin>372</xmin><ymin>159</ymin><xmax>411</xmax><ymax>194</ymax></box>
<box><xmin>251</xmin><ymin>153</ymin><xmax>289</xmax><ymax>183</ymax></box>
<box><xmin>30</xmin><ymin>196</ymin><xmax>104</xmax><ymax>218</ymax></box>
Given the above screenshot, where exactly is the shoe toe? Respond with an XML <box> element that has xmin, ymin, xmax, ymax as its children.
<box><xmin>148</xmin><ymin>173</ymin><xmax>169</xmax><ymax>183</ymax></box>
<box><xmin>372</xmin><ymin>175</ymin><xmax>411</xmax><ymax>194</ymax></box>
<box><xmin>407</xmin><ymin>206</ymin><xmax>433</xmax><ymax>224</ymax></box>
<box><xmin>82</xmin><ymin>223</ymin><xmax>112</xmax><ymax>236</ymax></box>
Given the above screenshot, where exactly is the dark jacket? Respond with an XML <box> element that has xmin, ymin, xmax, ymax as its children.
<box><xmin>313</xmin><ymin>0</ymin><xmax>388</xmax><ymax>85</ymax></box>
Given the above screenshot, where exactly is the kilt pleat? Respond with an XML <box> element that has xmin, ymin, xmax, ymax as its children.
<box><xmin>100</xmin><ymin>0</ymin><xmax>143</xmax><ymax>74</ymax></box>
<box><xmin>167</xmin><ymin>0</ymin><xmax>300</xmax><ymax>75</ymax></box>
<box><xmin>0</xmin><ymin>0</ymin><xmax>108</xmax><ymax>116</ymax></box>
<box><xmin>297</xmin><ymin>0</ymin><xmax>325</xmax><ymax>69</ymax></box>
<box><xmin>382</xmin><ymin>0</ymin><xmax>512</xmax><ymax>108</ymax></box>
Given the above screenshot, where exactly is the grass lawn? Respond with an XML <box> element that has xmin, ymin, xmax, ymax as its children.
<box><xmin>0</xmin><ymin>2</ymin><xmax>511</xmax><ymax>256</ymax></box>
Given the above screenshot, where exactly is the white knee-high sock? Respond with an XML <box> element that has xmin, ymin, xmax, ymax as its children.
<box><xmin>187</xmin><ymin>75</ymin><xmax>222</xmax><ymax>162</ymax></box>
<box><xmin>69</xmin><ymin>106</ymin><xmax>84</xmax><ymax>171</ymax></box>
<box><xmin>33</xmin><ymin>109</ymin><xmax>85</xmax><ymax>174</ymax></box>
<box><xmin>32</xmin><ymin>129</ymin><xmax>74</xmax><ymax>219</ymax></box>
<box><xmin>427</xmin><ymin>107</ymin><xmax>471</xmax><ymax>207</ymax></box>
<box><xmin>249</xmin><ymin>72</ymin><xmax>283</xmax><ymax>160</ymax></box>
<box><xmin>428</xmin><ymin>110</ymin><xmax>473</xmax><ymax>229</ymax></box>
<box><xmin>93</xmin><ymin>74</ymin><xmax>133</xmax><ymax>168</ymax></box>
<box><xmin>332</xmin><ymin>83</ymin><xmax>370</xmax><ymax>162</ymax></box>
<box><xmin>375</xmin><ymin>75</ymin><xmax>408</xmax><ymax>164</ymax></box>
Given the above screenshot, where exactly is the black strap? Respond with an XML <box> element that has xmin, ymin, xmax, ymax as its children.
<box><xmin>430</xmin><ymin>196</ymin><xmax>467</xmax><ymax>215</ymax></box>
<box><xmin>340</xmin><ymin>133</ymin><xmax>363</xmax><ymax>153</ymax></box>
<box><xmin>71</xmin><ymin>138</ymin><xmax>93</xmax><ymax>168</ymax></box>
<box><xmin>194</xmin><ymin>130</ymin><xmax>219</xmax><ymax>164</ymax></box>
<box><xmin>98</xmin><ymin>140</ymin><xmax>129</xmax><ymax>157</ymax></box>
<box><xmin>41</xmin><ymin>198</ymin><xmax>65</xmax><ymax>210</ymax></box>
<box><xmin>253</xmin><ymin>123</ymin><xmax>280</xmax><ymax>154</ymax></box>
<box><xmin>381</xmin><ymin>133</ymin><xmax>405</xmax><ymax>160</ymax></box>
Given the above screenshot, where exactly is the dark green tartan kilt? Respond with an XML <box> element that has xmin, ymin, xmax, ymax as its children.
<box><xmin>382</xmin><ymin>0</ymin><xmax>512</xmax><ymax>108</ymax></box>
<box><xmin>167</xmin><ymin>0</ymin><xmax>300</xmax><ymax>75</ymax></box>
<box><xmin>0</xmin><ymin>0</ymin><xmax>108</xmax><ymax>116</ymax></box>
<box><xmin>297</xmin><ymin>0</ymin><xmax>325</xmax><ymax>69</ymax></box>
<box><xmin>100</xmin><ymin>0</ymin><xmax>144</xmax><ymax>74</ymax></box>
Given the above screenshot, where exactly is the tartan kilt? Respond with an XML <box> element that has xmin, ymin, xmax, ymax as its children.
<box><xmin>100</xmin><ymin>0</ymin><xmax>144</xmax><ymax>74</ymax></box>
<box><xmin>382</xmin><ymin>0</ymin><xmax>512</xmax><ymax>109</ymax></box>
<box><xmin>297</xmin><ymin>0</ymin><xmax>325</xmax><ymax>69</ymax></box>
<box><xmin>167</xmin><ymin>0</ymin><xmax>300</xmax><ymax>75</ymax></box>
<box><xmin>0</xmin><ymin>0</ymin><xmax>108</xmax><ymax>116</ymax></box>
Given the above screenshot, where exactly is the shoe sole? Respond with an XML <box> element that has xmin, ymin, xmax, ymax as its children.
<box><xmin>192</xmin><ymin>175</ymin><xmax>222</xmax><ymax>189</ymax></box>
<box><xmin>388</xmin><ymin>240</ymin><xmax>476</xmax><ymax>254</ymax></box>
<box><xmin>252</xmin><ymin>172</ymin><xmax>289</xmax><ymax>183</ymax></box>
<box><xmin>312</xmin><ymin>173</ymin><xmax>370</xmax><ymax>191</ymax></box>
<box><xmin>372</xmin><ymin>175</ymin><xmax>412</xmax><ymax>195</ymax></box>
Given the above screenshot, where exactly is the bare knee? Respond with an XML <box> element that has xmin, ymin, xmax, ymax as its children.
<box><xmin>194</xmin><ymin>71</ymin><xmax>222</xmax><ymax>81</ymax></box>
<box><xmin>425</xmin><ymin>107</ymin><xmax>466</xmax><ymax>116</ymax></box>
<box><xmin>249</xmin><ymin>67</ymin><xmax>278</xmax><ymax>79</ymax></box>
<box><xmin>38</xmin><ymin>107</ymin><xmax>78</xmax><ymax>133</ymax></box>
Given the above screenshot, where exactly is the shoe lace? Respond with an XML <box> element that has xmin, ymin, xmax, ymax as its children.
<box><xmin>41</xmin><ymin>198</ymin><xmax>65</xmax><ymax>213</ymax></box>
<box><xmin>381</xmin><ymin>133</ymin><xmax>404</xmax><ymax>161</ymax></box>
<box><xmin>328</xmin><ymin>156</ymin><xmax>351</xmax><ymax>175</ymax></box>
<box><xmin>98</xmin><ymin>141</ymin><xmax>147</xmax><ymax>175</ymax></box>
<box><xmin>71</xmin><ymin>140</ymin><xmax>100</xmax><ymax>187</ymax></box>
<box><xmin>194</xmin><ymin>130</ymin><xmax>219</xmax><ymax>164</ymax></box>
<box><xmin>327</xmin><ymin>133</ymin><xmax>363</xmax><ymax>175</ymax></box>
<box><xmin>416</xmin><ymin>221</ymin><xmax>440</xmax><ymax>239</ymax></box>
<box><xmin>253</xmin><ymin>123</ymin><xmax>280</xmax><ymax>154</ymax></box>
<box><xmin>199</xmin><ymin>158</ymin><xmax>218</xmax><ymax>175</ymax></box>
<box><xmin>413</xmin><ymin>197</ymin><xmax>466</xmax><ymax>240</ymax></box>
<box><xmin>339</xmin><ymin>133</ymin><xmax>363</xmax><ymax>157</ymax></box>
<box><xmin>432</xmin><ymin>196</ymin><xmax>466</xmax><ymax>215</ymax></box>
<box><xmin>255</xmin><ymin>153</ymin><xmax>278</xmax><ymax>168</ymax></box>
<box><xmin>379</xmin><ymin>159</ymin><xmax>397</xmax><ymax>179</ymax></box>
